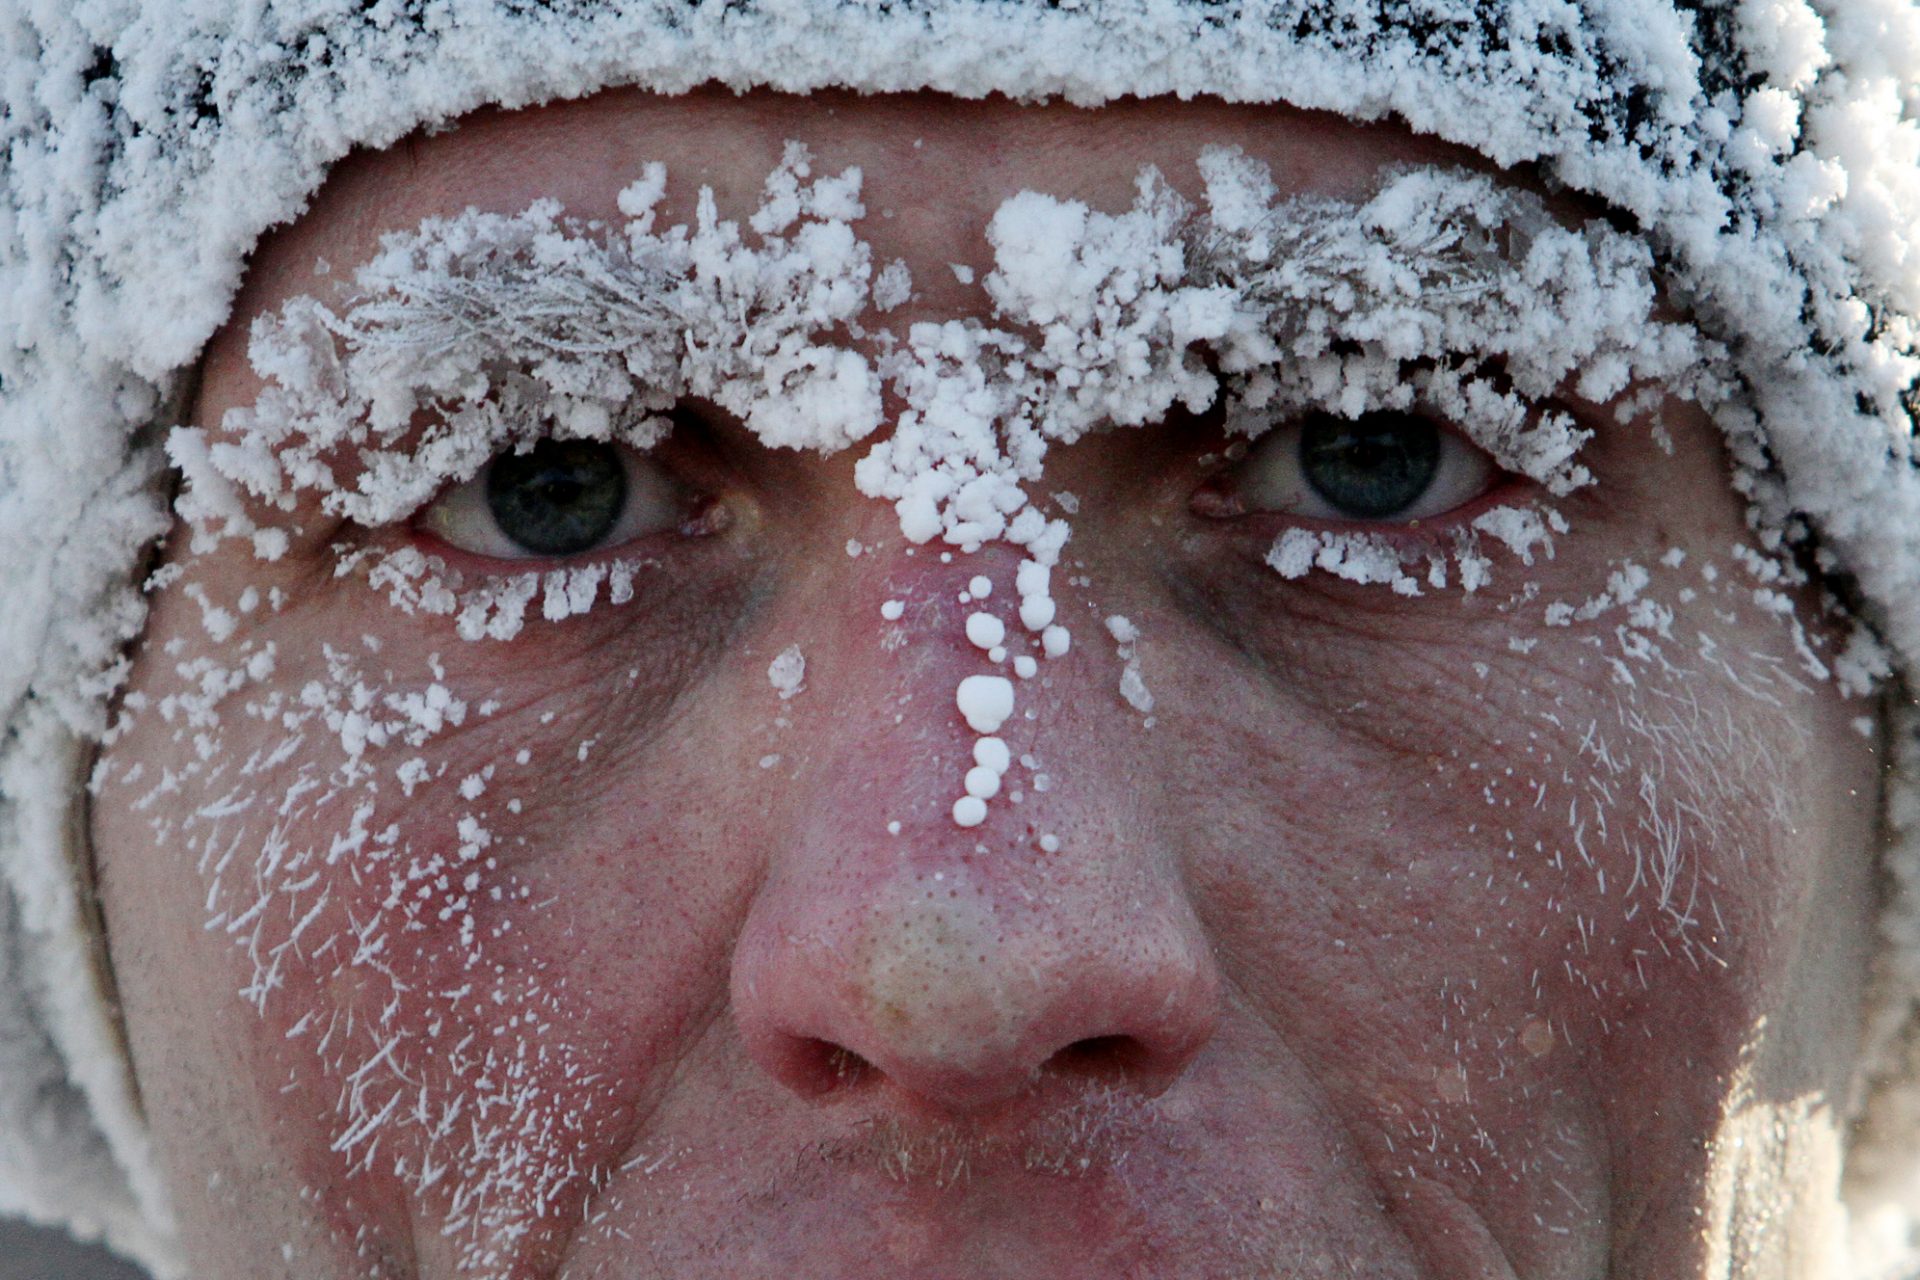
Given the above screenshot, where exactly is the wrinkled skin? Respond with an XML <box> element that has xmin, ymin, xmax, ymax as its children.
<box><xmin>93</xmin><ymin>90</ymin><xmax>1881</xmax><ymax>1279</ymax></box>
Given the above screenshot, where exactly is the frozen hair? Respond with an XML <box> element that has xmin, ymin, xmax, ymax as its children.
<box><xmin>1</xmin><ymin>2</ymin><xmax>1916</xmax><ymax>1275</ymax></box>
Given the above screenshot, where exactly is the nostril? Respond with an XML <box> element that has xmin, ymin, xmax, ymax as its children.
<box><xmin>1047</xmin><ymin>1034</ymin><xmax>1151</xmax><ymax>1081</ymax></box>
<box><xmin>823</xmin><ymin>1043</ymin><xmax>875</xmax><ymax>1089</ymax></box>
<box><xmin>786</xmin><ymin>1038</ymin><xmax>877</xmax><ymax>1095</ymax></box>
<box><xmin>733</xmin><ymin>861</ymin><xmax>1223</xmax><ymax>1112</ymax></box>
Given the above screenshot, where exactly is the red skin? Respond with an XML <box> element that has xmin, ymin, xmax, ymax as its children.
<box><xmin>92</xmin><ymin>90</ymin><xmax>1880</xmax><ymax>1280</ymax></box>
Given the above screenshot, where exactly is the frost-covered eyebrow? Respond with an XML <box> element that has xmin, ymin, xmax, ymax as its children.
<box><xmin>346</xmin><ymin>226</ymin><xmax>687</xmax><ymax>361</ymax></box>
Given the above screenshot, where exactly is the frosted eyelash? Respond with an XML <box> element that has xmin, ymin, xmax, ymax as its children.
<box><xmin>1263</xmin><ymin>503</ymin><xmax>1568</xmax><ymax>598</ymax></box>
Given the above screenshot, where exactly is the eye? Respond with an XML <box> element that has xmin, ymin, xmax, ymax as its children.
<box><xmin>418</xmin><ymin>438</ymin><xmax>691</xmax><ymax>559</ymax></box>
<box><xmin>1202</xmin><ymin>410</ymin><xmax>1498</xmax><ymax>523</ymax></box>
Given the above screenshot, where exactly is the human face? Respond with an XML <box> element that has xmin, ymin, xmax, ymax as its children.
<box><xmin>93</xmin><ymin>89</ymin><xmax>1881</xmax><ymax>1279</ymax></box>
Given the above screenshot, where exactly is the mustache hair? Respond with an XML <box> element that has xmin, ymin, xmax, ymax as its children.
<box><xmin>788</xmin><ymin>1085</ymin><xmax>1169</xmax><ymax>1190</ymax></box>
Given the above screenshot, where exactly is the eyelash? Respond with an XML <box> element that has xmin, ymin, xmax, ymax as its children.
<box><xmin>313</xmin><ymin>427</ymin><xmax>736</xmax><ymax>644</ymax></box>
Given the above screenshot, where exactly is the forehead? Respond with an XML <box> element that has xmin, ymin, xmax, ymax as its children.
<box><xmin>321</xmin><ymin>87</ymin><xmax>1471</xmax><ymax>218</ymax></box>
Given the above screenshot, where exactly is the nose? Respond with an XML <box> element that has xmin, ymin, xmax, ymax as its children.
<box><xmin>728</xmin><ymin>570</ymin><xmax>1221</xmax><ymax>1112</ymax></box>
<box><xmin>733</xmin><ymin>852</ymin><xmax>1220</xmax><ymax>1112</ymax></box>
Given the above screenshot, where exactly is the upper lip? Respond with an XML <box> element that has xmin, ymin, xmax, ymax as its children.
<box><xmin>540</xmin><ymin>1089</ymin><xmax>1193</xmax><ymax>1280</ymax></box>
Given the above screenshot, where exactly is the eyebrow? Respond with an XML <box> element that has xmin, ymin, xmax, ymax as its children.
<box><xmin>341</xmin><ymin>176</ymin><xmax>1528</xmax><ymax>365</ymax></box>
<box><xmin>345</xmin><ymin>223</ymin><xmax>688</xmax><ymax>363</ymax></box>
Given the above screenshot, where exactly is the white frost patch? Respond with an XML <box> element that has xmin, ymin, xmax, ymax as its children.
<box><xmin>1105</xmin><ymin>614</ymin><xmax>1155</xmax><ymax>718</ymax></box>
<box><xmin>768</xmin><ymin>645</ymin><xmax>807</xmax><ymax>700</ymax></box>
<box><xmin>973</xmin><ymin>737</ymin><xmax>1011</xmax><ymax>774</ymax></box>
<box><xmin>1264</xmin><ymin>503</ymin><xmax>1564</xmax><ymax>597</ymax></box>
<box><xmin>1265</xmin><ymin>528</ymin><xmax>1426</xmax><ymax>596</ymax></box>
<box><xmin>872</xmin><ymin>260</ymin><xmax>913</xmax><ymax>311</ymax></box>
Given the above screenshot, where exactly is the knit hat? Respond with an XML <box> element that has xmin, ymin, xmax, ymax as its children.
<box><xmin>2</xmin><ymin>2</ymin><xmax>1916</xmax><ymax>1275</ymax></box>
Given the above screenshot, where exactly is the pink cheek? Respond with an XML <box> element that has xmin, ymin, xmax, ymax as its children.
<box><xmin>1176</xmin><ymin>628</ymin><xmax>1797</xmax><ymax>1119</ymax></box>
<box><xmin>182</xmin><ymin>751</ymin><xmax>641</xmax><ymax>1252</ymax></box>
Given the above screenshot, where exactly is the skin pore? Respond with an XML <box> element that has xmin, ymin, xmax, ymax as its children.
<box><xmin>91</xmin><ymin>90</ymin><xmax>1881</xmax><ymax>1279</ymax></box>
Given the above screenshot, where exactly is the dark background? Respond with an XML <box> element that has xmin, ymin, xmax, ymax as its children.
<box><xmin>0</xmin><ymin>1220</ymin><xmax>146</xmax><ymax>1279</ymax></box>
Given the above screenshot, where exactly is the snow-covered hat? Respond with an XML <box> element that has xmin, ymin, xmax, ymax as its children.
<box><xmin>2</xmin><ymin>2</ymin><xmax>1917</xmax><ymax>1275</ymax></box>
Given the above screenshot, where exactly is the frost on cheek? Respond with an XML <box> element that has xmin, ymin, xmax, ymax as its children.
<box><xmin>1351</xmin><ymin>538</ymin><xmax>1840</xmax><ymax>1231</ymax></box>
<box><xmin>113</xmin><ymin>608</ymin><xmax>623</xmax><ymax>1270</ymax></box>
<box><xmin>768</xmin><ymin>644</ymin><xmax>806</xmax><ymax>700</ymax></box>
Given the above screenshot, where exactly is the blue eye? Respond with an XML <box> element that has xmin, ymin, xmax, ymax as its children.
<box><xmin>1220</xmin><ymin>411</ymin><xmax>1497</xmax><ymax>523</ymax></box>
<box><xmin>418</xmin><ymin>439</ymin><xmax>690</xmax><ymax>560</ymax></box>
<box><xmin>1298</xmin><ymin>413</ymin><xmax>1441</xmax><ymax>519</ymax></box>
<box><xmin>485</xmin><ymin>439</ymin><xmax>627</xmax><ymax>556</ymax></box>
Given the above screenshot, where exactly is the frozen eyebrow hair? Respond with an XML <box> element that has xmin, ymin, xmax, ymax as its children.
<box><xmin>169</xmin><ymin>146</ymin><xmax>885</xmax><ymax>639</ymax></box>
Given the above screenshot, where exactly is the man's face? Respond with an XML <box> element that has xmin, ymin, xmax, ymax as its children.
<box><xmin>93</xmin><ymin>90</ymin><xmax>1881</xmax><ymax>1279</ymax></box>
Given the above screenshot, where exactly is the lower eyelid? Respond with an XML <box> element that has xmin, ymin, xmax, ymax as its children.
<box><xmin>1191</xmin><ymin>472</ymin><xmax>1536</xmax><ymax>546</ymax></box>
